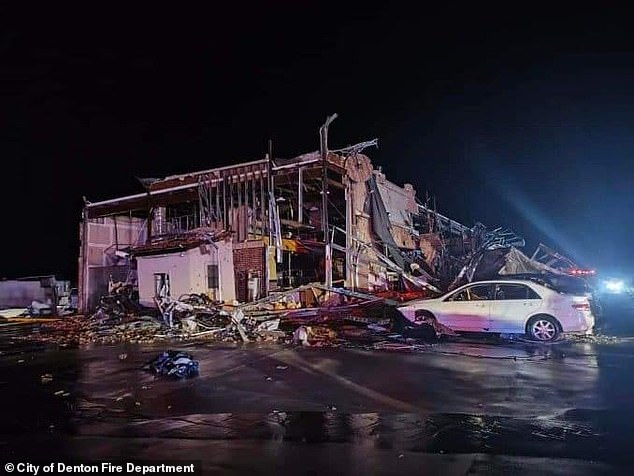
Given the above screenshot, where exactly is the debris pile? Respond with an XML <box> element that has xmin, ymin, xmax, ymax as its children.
<box><xmin>18</xmin><ymin>283</ymin><xmax>413</xmax><ymax>348</ymax></box>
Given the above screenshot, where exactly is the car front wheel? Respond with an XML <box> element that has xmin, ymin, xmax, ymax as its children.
<box><xmin>527</xmin><ymin>315</ymin><xmax>560</xmax><ymax>342</ymax></box>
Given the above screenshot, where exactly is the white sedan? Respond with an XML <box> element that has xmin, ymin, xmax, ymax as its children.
<box><xmin>397</xmin><ymin>279</ymin><xmax>595</xmax><ymax>342</ymax></box>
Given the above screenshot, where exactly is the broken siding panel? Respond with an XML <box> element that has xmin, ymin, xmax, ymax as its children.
<box><xmin>375</xmin><ymin>174</ymin><xmax>415</xmax><ymax>229</ymax></box>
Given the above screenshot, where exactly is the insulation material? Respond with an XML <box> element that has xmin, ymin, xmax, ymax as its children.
<box><xmin>267</xmin><ymin>246</ymin><xmax>277</xmax><ymax>280</ymax></box>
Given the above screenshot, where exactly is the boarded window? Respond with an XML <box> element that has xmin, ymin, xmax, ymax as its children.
<box><xmin>207</xmin><ymin>265</ymin><xmax>219</xmax><ymax>289</ymax></box>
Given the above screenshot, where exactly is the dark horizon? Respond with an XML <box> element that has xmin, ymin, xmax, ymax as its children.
<box><xmin>3</xmin><ymin>4</ymin><xmax>634</xmax><ymax>281</ymax></box>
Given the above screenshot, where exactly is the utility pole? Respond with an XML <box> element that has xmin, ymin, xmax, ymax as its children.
<box><xmin>320</xmin><ymin>113</ymin><xmax>338</xmax><ymax>287</ymax></box>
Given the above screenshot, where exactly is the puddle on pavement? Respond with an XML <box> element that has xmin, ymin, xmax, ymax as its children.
<box><xmin>49</xmin><ymin>409</ymin><xmax>628</xmax><ymax>464</ymax></box>
<box><xmin>2</xmin><ymin>322</ymin><xmax>633</xmax><ymax>464</ymax></box>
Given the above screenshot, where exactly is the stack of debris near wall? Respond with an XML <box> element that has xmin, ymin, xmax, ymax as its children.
<box><xmin>18</xmin><ymin>283</ymin><xmax>410</xmax><ymax>347</ymax></box>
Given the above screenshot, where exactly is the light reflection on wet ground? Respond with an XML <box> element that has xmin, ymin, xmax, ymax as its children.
<box><xmin>2</xmin><ymin>305</ymin><xmax>634</xmax><ymax>473</ymax></box>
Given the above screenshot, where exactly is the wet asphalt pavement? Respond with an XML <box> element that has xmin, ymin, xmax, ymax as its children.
<box><xmin>2</xmin><ymin>295</ymin><xmax>634</xmax><ymax>475</ymax></box>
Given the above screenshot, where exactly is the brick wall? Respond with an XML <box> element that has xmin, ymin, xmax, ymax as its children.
<box><xmin>233</xmin><ymin>242</ymin><xmax>265</xmax><ymax>302</ymax></box>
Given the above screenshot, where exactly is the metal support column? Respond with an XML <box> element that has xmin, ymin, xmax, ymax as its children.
<box><xmin>298</xmin><ymin>166</ymin><xmax>304</xmax><ymax>224</ymax></box>
<box><xmin>344</xmin><ymin>176</ymin><xmax>353</xmax><ymax>289</ymax></box>
<box><xmin>320</xmin><ymin>113</ymin><xmax>338</xmax><ymax>287</ymax></box>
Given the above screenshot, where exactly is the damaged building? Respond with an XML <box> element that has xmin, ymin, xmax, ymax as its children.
<box><xmin>78</xmin><ymin>135</ymin><xmax>485</xmax><ymax>313</ymax></box>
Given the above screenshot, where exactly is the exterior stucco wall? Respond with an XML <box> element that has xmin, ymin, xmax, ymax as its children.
<box><xmin>137</xmin><ymin>250</ymin><xmax>194</xmax><ymax>307</ymax></box>
<box><xmin>136</xmin><ymin>240</ymin><xmax>235</xmax><ymax>307</ymax></box>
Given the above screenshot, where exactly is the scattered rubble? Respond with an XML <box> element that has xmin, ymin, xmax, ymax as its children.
<box><xmin>13</xmin><ymin>279</ymin><xmax>616</xmax><ymax>352</ymax></box>
<box><xmin>567</xmin><ymin>332</ymin><xmax>621</xmax><ymax>345</ymax></box>
<box><xmin>16</xmin><ymin>282</ymin><xmax>407</xmax><ymax>348</ymax></box>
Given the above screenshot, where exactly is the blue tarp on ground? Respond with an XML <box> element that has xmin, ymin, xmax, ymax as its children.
<box><xmin>145</xmin><ymin>350</ymin><xmax>199</xmax><ymax>379</ymax></box>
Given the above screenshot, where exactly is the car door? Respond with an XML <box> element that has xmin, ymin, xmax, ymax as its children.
<box><xmin>488</xmin><ymin>283</ymin><xmax>542</xmax><ymax>333</ymax></box>
<box><xmin>440</xmin><ymin>283</ymin><xmax>493</xmax><ymax>332</ymax></box>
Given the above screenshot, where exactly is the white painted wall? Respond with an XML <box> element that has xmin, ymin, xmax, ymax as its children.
<box><xmin>136</xmin><ymin>240</ymin><xmax>235</xmax><ymax>307</ymax></box>
<box><xmin>216</xmin><ymin>240</ymin><xmax>236</xmax><ymax>302</ymax></box>
<box><xmin>136</xmin><ymin>250</ymin><xmax>193</xmax><ymax>306</ymax></box>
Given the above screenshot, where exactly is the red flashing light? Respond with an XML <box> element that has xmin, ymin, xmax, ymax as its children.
<box><xmin>569</xmin><ymin>269</ymin><xmax>596</xmax><ymax>276</ymax></box>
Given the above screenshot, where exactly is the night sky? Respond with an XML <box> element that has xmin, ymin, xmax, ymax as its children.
<box><xmin>3</xmin><ymin>4</ymin><xmax>634</xmax><ymax>281</ymax></box>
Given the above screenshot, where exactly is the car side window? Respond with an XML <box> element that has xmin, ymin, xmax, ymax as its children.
<box><xmin>449</xmin><ymin>284</ymin><xmax>492</xmax><ymax>301</ymax></box>
<box><xmin>449</xmin><ymin>289</ymin><xmax>469</xmax><ymax>301</ymax></box>
<box><xmin>495</xmin><ymin>284</ymin><xmax>541</xmax><ymax>300</ymax></box>
<box><xmin>468</xmin><ymin>284</ymin><xmax>493</xmax><ymax>300</ymax></box>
